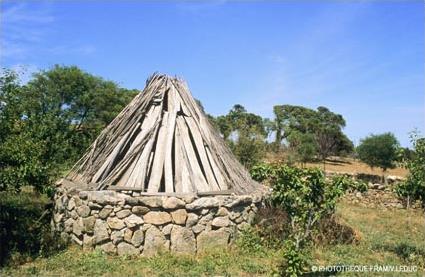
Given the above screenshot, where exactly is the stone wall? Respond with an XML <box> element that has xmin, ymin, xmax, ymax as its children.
<box><xmin>52</xmin><ymin>185</ymin><xmax>264</xmax><ymax>256</ymax></box>
<box><xmin>343</xmin><ymin>187</ymin><xmax>421</xmax><ymax>210</ymax></box>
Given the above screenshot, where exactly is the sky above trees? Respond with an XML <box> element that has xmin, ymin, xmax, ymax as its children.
<box><xmin>1</xmin><ymin>1</ymin><xmax>423</xmax><ymax>147</ymax></box>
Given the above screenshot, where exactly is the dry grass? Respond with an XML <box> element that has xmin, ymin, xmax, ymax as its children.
<box><xmin>312</xmin><ymin>200</ymin><xmax>425</xmax><ymax>276</ymax></box>
<box><xmin>265</xmin><ymin>153</ymin><xmax>408</xmax><ymax>177</ymax></box>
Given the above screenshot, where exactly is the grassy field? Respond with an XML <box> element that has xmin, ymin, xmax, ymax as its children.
<box><xmin>312</xmin><ymin>201</ymin><xmax>425</xmax><ymax>276</ymax></box>
<box><xmin>304</xmin><ymin>157</ymin><xmax>408</xmax><ymax>177</ymax></box>
<box><xmin>2</xmin><ymin>200</ymin><xmax>423</xmax><ymax>276</ymax></box>
<box><xmin>265</xmin><ymin>154</ymin><xmax>408</xmax><ymax>178</ymax></box>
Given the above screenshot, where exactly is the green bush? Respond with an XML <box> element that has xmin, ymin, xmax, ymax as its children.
<box><xmin>395</xmin><ymin>132</ymin><xmax>425</xmax><ymax>210</ymax></box>
<box><xmin>236</xmin><ymin>227</ymin><xmax>265</xmax><ymax>254</ymax></box>
<box><xmin>250</xmin><ymin>163</ymin><xmax>357</xmax><ymax>275</ymax></box>
<box><xmin>0</xmin><ymin>191</ymin><xmax>65</xmax><ymax>266</ymax></box>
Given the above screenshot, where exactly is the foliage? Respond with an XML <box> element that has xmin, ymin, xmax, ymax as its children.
<box><xmin>236</xmin><ymin>227</ymin><xmax>266</xmax><ymax>254</ymax></box>
<box><xmin>273</xmin><ymin>105</ymin><xmax>353</xmax><ymax>164</ymax></box>
<box><xmin>287</xmin><ymin>131</ymin><xmax>317</xmax><ymax>165</ymax></box>
<box><xmin>251</xmin><ymin>162</ymin><xmax>358</xmax><ymax>275</ymax></box>
<box><xmin>250</xmin><ymin>162</ymin><xmax>277</xmax><ymax>182</ymax></box>
<box><xmin>356</xmin><ymin>132</ymin><xmax>400</xmax><ymax>172</ymax></box>
<box><xmin>279</xmin><ymin>240</ymin><xmax>309</xmax><ymax>277</ymax></box>
<box><xmin>269</xmin><ymin>166</ymin><xmax>348</xmax><ymax>249</ymax></box>
<box><xmin>395</xmin><ymin>132</ymin><xmax>425</xmax><ymax>210</ymax></box>
<box><xmin>0</xmin><ymin>66</ymin><xmax>136</xmax><ymax>193</ymax></box>
<box><xmin>209</xmin><ymin>104</ymin><xmax>268</xmax><ymax>168</ymax></box>
<box><xmin>0</xmin><ymin>191</ymin><xmax>66</xmax><ymax>266</ymax></box>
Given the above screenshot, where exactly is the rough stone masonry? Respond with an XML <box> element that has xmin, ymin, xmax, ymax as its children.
<box><xmin>52</xmin><ymin>185</ymin><xmax>264</xmax><ymax>256</ymax></box>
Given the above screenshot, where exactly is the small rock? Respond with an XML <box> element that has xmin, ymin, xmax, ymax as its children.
<box><xmin>116</xmin><ymin>209</ymin><xmax>131</xmax><ymax>219</ymax></box>
<box><xmin>163</xmin><ymin>197</ymin><xmax>185</xmax><ymax>209</ymax></box>
<box><xmin>224</xmin><ymin>196</ymin><xmax>252</xmax><ymax>208</ymax></box>
<box><xmin>125</xmin><ymin>214</ymin><xmax>144</xmax><ymax>227</ymax></box>
<box><xmin>197</xmin><ymin>230</ymin><xmax>229</xmax><ymax>252</ymax></box>
<box><xmin>186</xmin><ymin>198</ymin><xmax>219</xmax><ymax>210</ymax></box>
<box><xmin>99</xmin><ymin>206</ymin><xmax>113</xmax><ymax>219</ymax></box>
<box><xmin>79</xmin><ymin>191</ymin><xmax>88</xmax><ymax>200</ymax></box>
<box><xmin>111</xmin><ymin>230</ymin><xmax>124</xmax><ymax>244</ymax></box>
<box><xmin>64</xmin><ymin>218</ymin><xmax>74</xmax><ymax>233</ymax></box>
<box><xmin>132</xmin><ymin>229</ymin><xmax>144</xmax><ymax>247</ymax></box>
<box><xmin>132</xmin><ymin>206</ymin><xmax>150</xmax><ymax>215</ymax></box>
<box><xmin>192</xmin><ymin>224</ymin><xmax>204</xmax><ymax>234</ymax></box>
<box><xmin>99</xmin><ymin>242</ymin><xmax>116</xmax><ymax>254</ymax></box>
<box><xmin>82</xmin><ymin>216</ymin><xmax>96</xmax><ymax>233</ymax></box>
<box><xmin>162</xmin><ymin>224</ymin><xmax>173</xmax><ymax>235</ymax></box>
<box><xmin>125</xmin><ymin>197</ymin><xmax>139</xmax><ymax>205</ymax></box>
<box><xmin>67</xmin><ymin>198</ymin><xmax>76</xmax><ymax>211</ymax></box>
<box><xmin>181</xmin><ymin>195</ymin><xmax>196</xmax><ymax>204</ymax></box>
<box><xmin>124</xmin><ymin>228</ymin><xmax>133</xmax><ymax>243</ymax></box>
<box><xmin>117</xmin><ymin>242</ymin><xmax>139</xmax><ymax>256</ymax></box>
<box><xmin>144</xmin><ymin>226</ymin><xmax>169</xmax><ymax>256</ymax></box>
<box><xmin>76</xmin><ymin>205</ymin><xmax>91</xmax><ymax>217</ymax></box>
<box><xmin>73</xmin><ymin>218</ymin><xmax>84</xmax><ymax>236</ymax></box>
<box><xmin>201</xmin><ymin>209</ymin><xmax>209</xmax><ymax>215</ymax></box>
<box><xmin>94</xmin><ymin>220</ymin><xmax>109</xmax><ymax>244</ymax></box>
<box><xmin>143</xmin><ymin>211</ymin><xmax>172</xmax><ymax>225</ymax></box>
<box><xmin>54</xmin><ymin>213</ymin><xmax>63</xmax><ymax>223</ymax></box>
<box><xmin>107</xmin><ymin>217</ymin><xmax>126</xmax><ymax>230</ymax></box>
<box><xmin>71</xmin><ymin>234</ymin><xmax>83</xmax><ymax>246</ymax></box>
<box><xmin>228</xmin><ymin>212</ymin><xmax>241</xmax><ymax>221</ymax></box>
<box><xmin>171</xmin><ymin>209</ymin><xmax>187</xmax><ymax>225</ymax></box>
<box><xmin>212</xmin><ymin>216</ymin><xmax>230</xmax><ymax>227</ymax></box>
<box><xmin>139</xmin><ymin>197</ymin><xmax>163</xmax><ymax>208</ymax></box>
<box><xmin>170</xmin><ymin>226</ymin><xmax>196</xmax><ymax>253</ymax></box>
<box><xmin>186</xmin><ymin>213</ymin><xmax>199</xmax><ymax>227</ymax></box>
<box><xmin>216</xmin><ymin>207</ymin><xmax>228</xmax><ymax>216</ymax></box>
<box><xmin>88</xmin><ymin>202</ymin><xmax>102</xmax><ymax>210</ymax></box>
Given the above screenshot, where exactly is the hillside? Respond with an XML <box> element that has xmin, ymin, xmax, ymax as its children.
<box><xmin>265</xmin><ymin>154</ymin><xmax>408</xmax><ymax>178</ymax></box>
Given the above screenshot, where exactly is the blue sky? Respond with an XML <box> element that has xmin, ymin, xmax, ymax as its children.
<box><xmin>1</xmin><ymin>1</ymin><xmax>424</xmax><ymax>147</ymax></box>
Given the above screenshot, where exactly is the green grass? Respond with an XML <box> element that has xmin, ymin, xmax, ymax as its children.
<box><xmin>312</xmin><ymin>201</ymin><xmax>425</xmax><ymax>276</ymax></box>
<box><xmin>2</xmin><ymin>200</ymin><xmax>424</xmax><ymax>276</ymax></box>
<box><xmin>1</xmin><ymin>246</ymin><xmax>281</xmax><ymax>276</ymax></box>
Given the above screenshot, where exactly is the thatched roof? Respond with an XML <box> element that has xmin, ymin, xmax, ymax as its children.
<box><xmin>66</xmin><ymin>73</ymin><xmax>262</xmax><ymax>195</ymax></box>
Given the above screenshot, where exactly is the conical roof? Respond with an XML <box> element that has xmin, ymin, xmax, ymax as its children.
<box><xmin>67</xmin><ymin>74</ymin><xmax>261</xmax><ymax>195</ymax></box>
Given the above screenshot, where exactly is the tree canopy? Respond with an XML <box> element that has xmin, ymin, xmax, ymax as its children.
<box><xmin>356</xmin><ymin>133</ymin><xmax>399</xmax><ymax>172</ymax></box>
<box><xmin>273</xmin><ymin>104</ymin><xmax>353</xmax><ymax>163</ymax></box>
<box><xmin>0</xmin><ymin>66</ymin><xmax>137</xmax><ymax>192</ymax></box>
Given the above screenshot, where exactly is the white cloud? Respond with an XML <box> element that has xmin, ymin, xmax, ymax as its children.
<box><xmin>0</xmin><ymin>2</ymin><xmax>55</xmax><ymax>60</ymax></box>
<box><xmin>0</xmin><ymin>2</ymin><xmax>95</xmax><ymax>63</ymax></box>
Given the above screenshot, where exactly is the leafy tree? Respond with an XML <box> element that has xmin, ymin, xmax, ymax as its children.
<box><xmin>251</xmin><ymin>163</ymin><xmax>355</xmax><ymax>276</ymax></box>
<box><xmin>0</xmin><ymin>65</ymin><xmax>137</xmax><ymax>193</ymax></box>
<box><xmin>209</xmin><ymin>104</ymin><xmax>268</xmax><ymax>168</ymax></box>
<box><xmin>395</xmin><ymin>132</ymin><xmax>425</xmax><ymax>211</ymax></box>
<box><xmin>272</xmin><ymin>105</ymin><xmax>353</xmax><ymax>166</ymax></box>
<box><xmin>287</xmin><ymin>131</ymin><xmax>317</xmax><ymax>166</ymax></box>
<box><xmin>356</xmin><ymin>133</ymin><xmax>399</xmax><ymax>179</ymax></box>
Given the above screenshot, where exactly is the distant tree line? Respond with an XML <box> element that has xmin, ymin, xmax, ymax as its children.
<box><xmin>208</xmin><ymin>104</ymin><xmax>354</xmax><ymax>168</ymax></box>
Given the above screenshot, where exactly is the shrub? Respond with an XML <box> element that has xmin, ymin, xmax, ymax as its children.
<box><xmin>0</xmin><ymin>191</ymin><xmax>66</xmax><ymax>266</ymax></box>
<box><xmin>250</xmin><ymin>163</ymin><xmax>357</xmax><ymax>275</ymax></box>
<box><xmin>250</xmin><ymin>162</ymin><xmax>276</xmax><ymax>183</ymax></box>
<box><xmin>395</xmin><ymin>132</ymin><xmax>425</xmax><ymax>211</ymax></box>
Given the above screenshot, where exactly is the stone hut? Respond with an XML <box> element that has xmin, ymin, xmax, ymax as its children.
<box><xmin>52</xmin><ymin>73</ymin><xmax>266</xmax><ymax>255</ymax></box>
